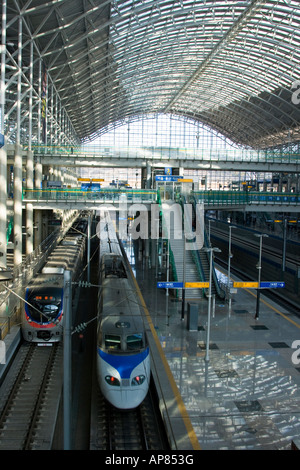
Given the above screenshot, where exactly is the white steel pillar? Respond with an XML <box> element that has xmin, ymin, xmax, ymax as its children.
<box><xmin>13</xmin><ymin>17</ymin><xmax>23</xmax><ymax>267</ymax></box>
<box><xmin>26</xmin><ymin>150</ymin><xmax>33</xmax><ymax>255</ymax></box>
<box><xmin>34</xmin><ymin>160</ymin><xmax>43</xmax><ymax>248</ymax></box>
<box><xmin>0</xmin><ymin>0</ymin><xmax>7</xmax><ymax>268</ymax></box>
<box><xmin>26</xmin><ymin>40</ymin><xmax>34</xmax><ymax>255</ymax></box>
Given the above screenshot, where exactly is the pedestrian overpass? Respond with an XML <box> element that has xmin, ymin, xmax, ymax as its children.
<box><xmin>21</xmin><ymin>187</ymin><xmax>300</xmax><ymax>212</ymax></box>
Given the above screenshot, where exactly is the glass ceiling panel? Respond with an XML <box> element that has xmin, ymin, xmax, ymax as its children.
<box><xmin>5</xmin><ymin>0</ymin><xmax>300</xmax><ymax>149</ymax></box>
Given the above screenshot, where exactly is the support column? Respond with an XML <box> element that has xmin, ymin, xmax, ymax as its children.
<box><xmin>26</xmin><ymin>39</ymin><xmax>34</xmax><ymax>256</ymax></box>
<box><xmin>14</xmin><ymin>17</ymin><xmax>23</xmax><ymax>267</ymax></box>
<box><xmin>0</xmin><ymin>0</ymin><xmax>7</xmax><ymax>268</ymax></box>
<box><xmin>13</xmin><ymin>144</ymin><xmax>23</xmax><ymax>266</ymax></box>
<box><xmin>0</xmin><ymin>146</ymin><xmax>7</xmax><ymax>268</ymax></box>
<box><xmin>146</xmin><ymin>162</ymin><xmax>151</xmax><ymax>189</ymax></box>
<box><xmin>34</xmin><ymin>160</ymin><xmax>43</xmax><ymax>248</ymax></box>
<box><xmin>26</xmin><ymin>150</ymin><xmax>34</xmax><ymax>255</ymax></box>
<box><xmin>151</xmin><ymin>239</ymin><xmax>156</xmax><ymax>268</ymax></box>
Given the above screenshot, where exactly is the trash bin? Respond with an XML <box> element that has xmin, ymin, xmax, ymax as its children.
<box><xmin>187</xmin><ymin>303</ymin><xmax>198</xmax><ymax>331</ymax></box>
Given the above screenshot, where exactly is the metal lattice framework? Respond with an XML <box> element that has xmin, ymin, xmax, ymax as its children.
<box><xmin>3</xmin><ymin>0</ymin><xmax>300</xmax><ymax>149</ymax></box>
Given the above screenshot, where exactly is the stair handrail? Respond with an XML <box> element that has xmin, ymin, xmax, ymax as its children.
<box><xmin>185</xmin><ymin>194</ymin><xmax>225</xmax><ymax>299</ymax></box>
<box><xmin>179</xmin><ymin>194</ymin><xmax>208</xmax><ymax>297</ymax></box>
<box><xmin>157</xmin><ymin>198</ymin><xmax>179</xmax><ymax>295</ymax></box>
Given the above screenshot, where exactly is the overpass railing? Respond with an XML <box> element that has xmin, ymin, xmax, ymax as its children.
<box><xmin>191</xmin><ymin>190</ymin><xmax>300</xmax><ymax>206</ymax></box>
<box><xmin>22</xmin><ymin>188</ymin><xmax>158</xmax><ymax>204</ymax></box>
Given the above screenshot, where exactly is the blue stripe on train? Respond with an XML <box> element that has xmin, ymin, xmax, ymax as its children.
<box><xmin>98</xmin><ymin>347</ymin><xmax>149</xmax><ymax>378</ymax></box>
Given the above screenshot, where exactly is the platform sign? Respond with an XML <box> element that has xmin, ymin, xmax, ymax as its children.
<box><xmin>0</xmin><ymin>270</ymin><xmax>13</xmax><ymax>281</ymax></box>
<box><xmin>185</xmin><ymin>282</ymin><xmax>209</xmax><ymax>288</ymax></box>
<box><xmin>233</xmin><ymin>281</ymin><xmax>285</xmax><ymax>289</ymax></box>
<box><xmin>260</xmin><ymin>281</ymin><xmax>285</xmax><ymax>288</ymax></box>
<box><xmin>157</xmin><ymin>281</ymin><xmax>183</xmax><ymax>289</ymax></box>
<box><xmin>233</xmin><ymin>282</ymin><xmax>259</xmax><ymax>288</ymax></box>
<box><xmin>78</xmin><ymin>178</ymin><xmax>104</xmax><ymax>182</ymax></box>
<box><xmin>155</xmin><ymin>175</ymin><xmax>180</xmax><ymax>182</ymax></box>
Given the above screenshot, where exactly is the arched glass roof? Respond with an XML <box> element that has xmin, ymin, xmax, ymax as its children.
<box><xmin>6</xmin><ymin>0</ymin><xmax>300</xmax><ymax>149</ymax></box>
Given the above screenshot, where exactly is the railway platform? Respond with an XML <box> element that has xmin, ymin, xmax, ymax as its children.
<box><xmin>131</xmin><ymin>249</ymin><xmax>300</xmax><ymax>450</ymax></box>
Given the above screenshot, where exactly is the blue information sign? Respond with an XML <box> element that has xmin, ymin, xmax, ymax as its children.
<box><xmin>155</xmin><ymin>175</ymin><xmax>180</xmax><ymax>182</ymax></box>
<box><xmin>157</xmin><ymin>281</ymin><xmax>183</xmax><ymax>289</ymax></box>
<box><xmin>260</xmin><ymin>281</ymin><xmax>285</xmax><ymax>288</ymax></box>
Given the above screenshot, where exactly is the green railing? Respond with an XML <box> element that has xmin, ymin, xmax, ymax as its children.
<box><xmin>157</xmin><ymin>192</ymin><xmax>180</xmax><ymax>296</ymax></box>
<box><xmin>22</xmin><ymin>187</ymin><xmax>300</xmax><ymax>207</ymax></box>
<box><xmin>22</xmin><ymin>188</ymin><xmax>158</xmax><ymax>204</ymax></box>
<box><xmin>192</xmin><ymin>190</ymin><xmax>300</xmax><ymax>206</ymax></box>
<box><xmin>6</xmin><ymin>216</ymin><xmax>13</xmax><ymax>243</ymax></box>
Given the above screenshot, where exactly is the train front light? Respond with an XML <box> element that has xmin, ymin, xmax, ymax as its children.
<box><xmin>105</xmin><ymin>375</ymin><xmax>120</xmax><ymax>386</ymax></box>
<box><xmin>131</xmin><ymin>375</ymin><xmax>146</xmax><ymax>386</ymax></box>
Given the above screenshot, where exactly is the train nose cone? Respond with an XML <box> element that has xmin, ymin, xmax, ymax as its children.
<box><xmin>114</xmin><ymin>388</ymin><xmax>148</xmax><ymax>409</ymax></box>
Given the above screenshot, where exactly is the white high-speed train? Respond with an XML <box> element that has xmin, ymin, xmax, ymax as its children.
<box><xmin>96</xmin><ymin>213</ymin><xmax>150</xmax><ymax>409</ymax></box>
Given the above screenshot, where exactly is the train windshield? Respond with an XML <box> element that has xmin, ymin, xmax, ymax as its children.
<box><xmin>104</xmin><ymin>333</ymin><xmax>144</xmax><ymax>351</ymax></box>
<box><xmin>26</xmin><ymin>288</ymin><xmax>62</xmax><ymax>323</ymax></box>
<box><xmin>104</xmin><ymin>256</ymin><xmax>127</xmax><ymax>278</ymax></box>
<box><xmin>126</xmin><ymin>333</ymin><xmax>143</xmax><ymax>351</ymax></box>
<box><xmin>105</xmin><ymin>334</ymin><xmax>121</xmax><ymax>350</ymax></box>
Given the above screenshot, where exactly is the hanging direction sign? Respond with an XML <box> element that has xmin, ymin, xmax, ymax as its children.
<box><xmin>0</xmin><ymin>269</ymin><xmax>13</xmax><ymax>281</ymax></box>
<box><xmin>233</xmin><ymin>282</ymin><xmax>259</xmax><ymax>288</ymax></box>
<box><xmin>157</xmin><ymin>281</ymin><xmax>209</xmax><ymax>289</ymax></box>
<box><xmin>155</xmin><ymin>175</ymin><xmax>180</xmax><ymax>182</ymax></box>
<box><xmin>260</xmin><ymin>281</ymin><xmax>285</xmax><ymax>288</ymax></box>
<box><xmin>157</xmin><ymin>281</ymin><xmax>183</xmax><ymax>289</ymax></box>
<box><xmin>233</xmin><ymin>281</ymin><xmax>285</xmax><ymax>288</ymax></box>
<box><xmin>185</xmin><ymin>282</ymin><xmax>209</xmax><ymax>288</ymax></box>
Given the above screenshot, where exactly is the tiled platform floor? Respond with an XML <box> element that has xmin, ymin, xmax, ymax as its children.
<box><xmin>133</xmin><ymin>256</ymin><xmax>300</xmax><ymax>450</ymax></box>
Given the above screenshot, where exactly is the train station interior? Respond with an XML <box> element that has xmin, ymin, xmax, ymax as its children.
<box><xmin>0</xmin><ymin>0</ymin><xmax>300</xmax><ymax>452</ymax></box>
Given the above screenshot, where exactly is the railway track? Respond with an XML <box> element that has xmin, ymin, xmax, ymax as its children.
<box><xmin>0</xmin><ymin>342</ymin><xmax>63</xmax><ymax>450</ymax></box>
<box><xmin>216</xmin><ymin>255</ymin><xmax>300</xmax><ymax>317</ymax></box>
<box><xmin>90</xmin><ymin>379</ymin><xmax>170</xmax><ymax>450</ymax></box>
<box><xmin>211</xmin><ymin>225</ymin><xmax>299</xmax><ymax>312</ymax></box>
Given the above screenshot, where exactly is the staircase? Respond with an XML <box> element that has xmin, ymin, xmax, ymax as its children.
<box><xmin>161</xmin><ymin>201</ymin><xmax>203</xmax><ymax>299</ymax></box>
<box><xmin>197</xmin><ymin>249</ymin><xmax>218</xmax><ymax>297</ymax></box>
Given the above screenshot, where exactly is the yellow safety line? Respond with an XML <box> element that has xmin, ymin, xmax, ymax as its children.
<box><xmin>129</xmin><ymin>266</ymin><xmax>201</xmax><ymax>450</ymax></box>
<box><xmin>219</xmin><ymin>264</ymin><xmax>300</xmax><ymax>329</ymax></box>
<box><xmin>245</xmin><ymin>287</ymin><xmax>300</xmax><ymax>329</ymax></box>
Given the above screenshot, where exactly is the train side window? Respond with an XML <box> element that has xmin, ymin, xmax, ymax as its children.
<box><xmin>105</xmin><ymin>334</ymin><xmax>121</xmax><ymax>350</ymax></box>
<box><xmin>126</xmin><ymin>333</ymin><xmax>143</xmax><ymax>351</ymax></box>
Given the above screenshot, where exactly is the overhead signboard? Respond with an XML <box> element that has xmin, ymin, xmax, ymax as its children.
<box><xmin>157</xmin><ymin>281</ymin><xmax>209</xmax><ymax>289</ymax></box>
<box><xmin>155</xmin><ymin>175</ymin><xmax>193</xmax><ymax>183</ymax></box>
<box><xmin>233</xmin><ymin>281</ymin><xmax>285</xmax><ymax>289</ymax></box>
<box><xmin>185</xmin><ymin>282</ymin><xmax>209</xmax><ymax>288</ymax></box>
<box><xmin>78</xmin><ymin>178</ymin><xmax>104</xmax><ymax>182</ymax></box>
<box><xmin>155</xmin><ymin>175</ymin><xmax>180</xmax><ymax>182</ymax></box>
<box><xmin>47</xmin><ymin>181</ymin><xmax>62</xmax><ymax>188</ymax></box>
<box><xmin>233</xmin><ymin>282</ymin><xmax>259</xmax><ymax>288</ymax></box>
<box><xmin>157</xmin><ymin>281</ymin><xmax>183</xmax><ymax>288</ymax></box>
<box><xmin>0</xmin><ymin>269</ymin><xmax>13</xmax><ymax>281</ymax></box>
<box><xmin>260</xmin><ymin>281</ymin><xmax>285</xmax><ymax>288</ymax></box>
